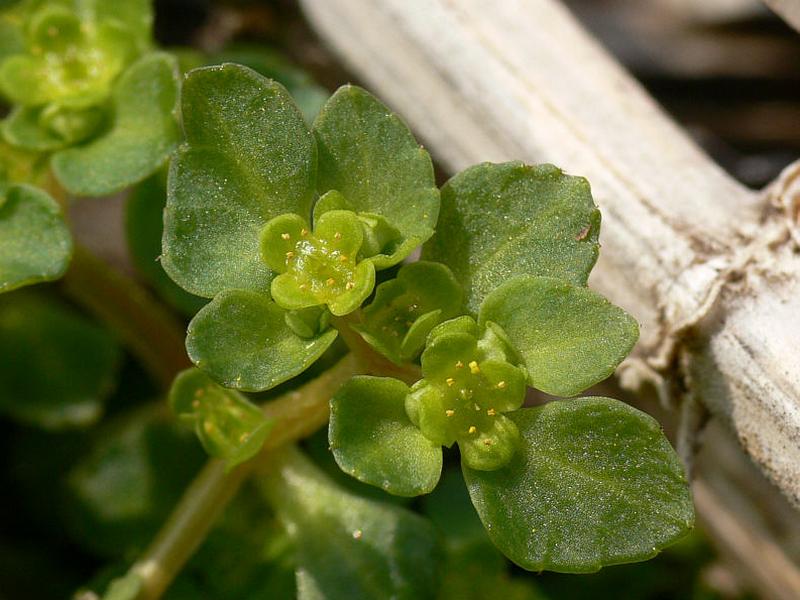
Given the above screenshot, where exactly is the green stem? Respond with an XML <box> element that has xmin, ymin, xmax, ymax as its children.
<box><xmin>61</xmin><ymin>244</ymin><xmax>190</xmax><ymax>390</ymax></box>
<box><xmin>122</xmin><ymin>353</ymin><xmax>362</xmax><ymax>600</ymax></box>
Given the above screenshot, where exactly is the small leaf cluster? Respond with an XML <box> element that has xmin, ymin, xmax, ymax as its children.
<box><xmin>0</xmin><ymin>0</ymin><xmax>182</xmax><ymax>298</ymax></box>
<box><xmin>162</xmin><ymin>63</ymin><xmax>694</xmax><ymax>575</ymax></box>
<box><xmin>0</xmin><ymin>0</ymin><xmax>180</xmax><ymax>197</ymax></box>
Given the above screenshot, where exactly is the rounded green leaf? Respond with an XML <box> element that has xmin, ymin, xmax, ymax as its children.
<box><xmin>170</xmin><ymin>368</ymin><xmax>273</xmax><ymax>470</ymax></box>
<box><xmin>313</xmin><ymin>85</ymin><xmax>439</xmax><ymax>268</ymax></box>
<box><xmin>0</xmin><ymin>291</ymin><xmax>120</xmax><ymax>429</ymax></box>
<box><xmin>463</xmin><ymin>398</ymin><xmax>694</xmax><ymax>573</ymax></box>
<box><xmin>261</xmin><ymin>448</ymin><xmax>442</xmax><ymax>600</ymax></box>
<box><xmin>125</xmin><ymin>172</ymin><xmax>207</xmax><ymax>316</ymax></box>
<box><xmin>51</xmin><ymin>51</ymin><xmax>181</xmax><ymax>196</ymax></box>
<box><xmin>329</xmin><ymin>376</ymin><xmax>442</xmax><ymax>497</ymax></box>
<box><xmin>162</xmin><ymin>63</ymin><xmax>316</xmax><ymax>298</ymax></box>
<box><xmin>423</xmin><ymin>162</ymin><xmax>601</xmax><ymax>313</ymax></box>
<box><xmin>0</xmin><ymin>184</ymin><xmax>72</xmax><ymax>293</ymax></box>
<box><xmin>479</xmin><ymin>275</ymin><xmax>638</xmax><ymax>397</ymax></box>
<box><xmin>186</xmin><ymin>289</ymin><xmax>338</xmax><ymax>392</ymax></box>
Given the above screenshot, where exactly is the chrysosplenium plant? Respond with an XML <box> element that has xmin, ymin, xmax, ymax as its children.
<box><xmin>162</xmin><ymin>61</ymin><xmax>694</xmax><ymax>585</ymax></box>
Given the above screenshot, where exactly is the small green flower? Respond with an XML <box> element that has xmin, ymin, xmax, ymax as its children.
<box><xmin>260</xmin><ymin>209</ymin><xmax>376</xmax><ymax>317</ymax></box>
<box><xmin>405</xmin><ymin>317</ymin><xmax>526</xmax><ymax>470</ymax></box>
<box><xmin>0</xmin><ymin>5</ymin><xmax>137</xmax><ymax>108</ymax></box>
<box><xmin>0</xmin><ymin>2</ymin><xmax>148</xmax><ymax>150</ymax></box>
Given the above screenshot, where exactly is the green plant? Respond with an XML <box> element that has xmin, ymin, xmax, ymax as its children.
<box><xmin>0</xmin><ymin>3</ymin><xmax>694</xmax><ymax>598</ymax></box>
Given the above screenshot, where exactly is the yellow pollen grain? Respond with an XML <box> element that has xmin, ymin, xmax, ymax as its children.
<box><xmin>455</xmin><ymin>361</ymin><xmax>464</xmax><ymax>368</ymax></box>
<box><xmin>468</xmin><ymin>425</ymin><xmax>477</xmax><ymax>434</ymax></box>
<box><xmin>445</xmin><ymin>377</ymin><xmax>455</xmax><ymax>387</ymax></box>
<box><xmin>339</xmin><ymin>255</ymin><xmax>348</xmax><ymax>262</ymax></box>
<box><xmin>483</xmin><ymin>439</ymin><xmax>493</xmax><ymax>446</ymax></box>
<box><xmin>352</xmin><ymin>529</ymin><xmax>363</xmax><ymax>540</ymax></box>
<box><xmin>281</xmin><ymin>232</ymin><xmax>291</xmax><ymax>240</ymax></box>
<box><xmin>299</xmin><ymin>283</ymin><xmax>308</xmax><ymax>291</ymax></box>
<box><xmin>345</xmin><ymin>281</ymin><xmax>355</xmax><ymax>290</ymax></box>
<box><xmin>300</xmin><ymin>228</ymin><xmax>309</xmax><ymax>236</ymax></box>
<box><xmin>334</xmin><ymin>232</ymin><xmax>342</xmax><ymax>240</ymax></box>
<box><xmin>469</xmin><ymin>361</ymin><xmax>480</xmax><ymax>374</ymax></box>
<box><xmin>445</xmin><ymin>409</ymin><xmax>455</xmax><ymax>417</ymax></box>
<box><xmin>285</xmin><ymin>251</ymin><xmax>295</xmax><ymax>259</ymax></box>
<box><xmin>474</xmin><ymin>403</ymin><xmax>481</xmax><ymax>411</ymax></box>
<box><xmin>326</xmin><ymin>278</ymin><xmax>336</xmax><ymax>286</ymax></box>
<box><xmin>487</xmin><ymin>408</ymin><xmax>497</xmax><ymax>416</ymax></box>
<box><xmin>497</xmin><ymin>381</ymin><xmax>507</xmax><ymax>389</ymax></box>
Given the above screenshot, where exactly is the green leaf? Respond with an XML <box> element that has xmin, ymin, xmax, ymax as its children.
<box><xmin>170</xmin><ymin>368</ymin><xmax>274</xmax><ymax>470</ymax></box>
<box><xmin>0</xmin><ymin>184</ymin><xmax>72</xmax><ymax>293</ymax></box>
<box><xmin>186</xmin><ymin>289</ymin><xmax>338</xmax><ymax>392</ymax></box>
<box><xmin>212</xmin><ymin>44</ymin><xmax>328</xmax><ymax>124</ymax></box>
<box><xmin>313</xmin><ymin>85</ymin><xmax>439</xmax><ymax>268</ymax></box>
<box><xmin>329</xmin><ymin>376</ymin><xmax>442</xmax><ymax>497</ymax></box>
<box><xmin>463</xmin><ymin>399</ymin><xmax>694</xmax><ymax>573</ymax></box>
<box><xmin>66</xmin><ymin>406</ymin><xmax>206</xmax><ymax>557</ymax></box>
<box><xmin>478</xmin><ymin>276</ymin><xmax>638</xmax><ymax>397</ymax></box>
<box><xmin>424</xmin><ymin>471</ymin><xmax>545</xmax><ymax>600</ymax></box>
<box><xmin>261</xmin><ymin>448</ymin><xmax>442</xmax><ymax>600</ymax></box>
<box><xmin>51</xmin><ymin>51</ymin><xmax>180</xmax><ymax>196</ymax></box>
<box><xmin>162</xmin><ymin>63</ymin><xmax>316</xmax><ymax>298</ymax></box>
<box><xmin>353</xmin><ymin>261</ymin><xmax>462</xmax><ymax>364</ymax></box>
<box><xmin>0</xmin><ymin>291</ymin><xmax>120</xmax><ymax>429</ymax></box>
<box><xmin>125</xmin><ymin>171</ymin><xmax>207</xmax><ymax>316</ymax></box>
<box><xmin>423</xmin><ymin>162</ymin><xmax>600</xmax><ymax>313</ymax></box>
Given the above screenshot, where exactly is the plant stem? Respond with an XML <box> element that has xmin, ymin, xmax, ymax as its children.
<box><xmin>61</xmin><ymin>244</ymin><xmax>190</xmax><ymax>390</ymax></box>
<box><xmin>124</xmin><ymin>353</ymin><xmax>362</xmax><ymax>600</ymax></box>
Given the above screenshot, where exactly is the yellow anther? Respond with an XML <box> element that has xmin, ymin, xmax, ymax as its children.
<box><xmin>203</xmin><ymin>421</ymin><xmax>214</xmax><ymax>434</ymax></box>
<box><xmin>487</xmin><ymin>408</ymin><xmax>497</xmax><ymax>416</ymax></box>
<box><xmin>352</xmin><ymin>529</ymin><xmax>363</xmax><ymax>540</ymax></box>
<box><xmin>334</xmin><ymin>232</ymin><xmax>342</xmax><ymax>240</ymax></box>
<box><xmin>483</xmin><ymin>439</ymin><xmax>493</xmax><ymax>446</ymax></box>
<box><xmin>469</xmin><ymin>361</ymin><xmax>480</xmax><ymax>374</ymax></box>
<box><xmin>191</xmin><ymin>399</ymin><xmax>200</xmax><ymax>409</ymax></box>
<box><xmin>497</xmin><ymin>381</ymin><xmax>507</xmax><ymax>389</ymax></box>
<box><xmin>239</xmin><ymin>433</ymin><xmax>249</xmax><ymax>443</ymax></box>
<box><xmin>474</xmin><ymin>403</ymin><xmax>481</xmax><ymax>411</ymax></box>
<box><xmin>300</xmin><ymin>228</ymin><xmax>309</xmax><ymax>236</ymax></box>
<box><xmin>445</xmin><ymin>409</ymin><xmax>455</xmax><ymax>417</ymax></box>
<box><xmin>285</xmin><ymin>251</ymin><xmax>295</xmax><ymax>259</ymax></box>
<box><xmin>299</xmin><ymin>283</ymin><xmax>308</xmax><ymax>291</ymax></box>
<box><xmin>339</xmin><ymin>255</ymin><xmax>349</xmax><ymax>262</ymax></box>
<box><xmin>326</xmin><ymin>277</ymin><xmax>336</xmax><ymax>286</ymax></box>
<box><xmin>445</xmin><ymin>377</ymin><xmax>455</xmax><ymax>386</ymax></box>
<box><xmin>468</xmin><ymin>425</ymin><xmax>477</xmax><ymax>434</ymax></box>
<box><xmin>455</xmin><ymin>361</ymin><xmax>464</xmax><ymax>369</ymax></box>
<box><xmin>345</xmin><ymin>281</ymin><xmax>355</xmax><ymax>290</ymax></box>
<box><xmin>281</xmin><ymin>232</ymin><xmax>291</xmax><ymax>240</ymax></box>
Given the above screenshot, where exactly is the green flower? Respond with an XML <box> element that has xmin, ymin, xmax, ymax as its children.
<box><xmin>0</xmin><ymin>2</ymin><xmax>146</xmax><ymax>148</ymax></box>
<box><xmin>259</xmin><ymin>209</ymin><xmax>376</xmax><ymax>317</ymax></box>
<box><xmin>405</xmin><ymin>317</ymin><xmax>526</xmax><ymax>470</ymax></box>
